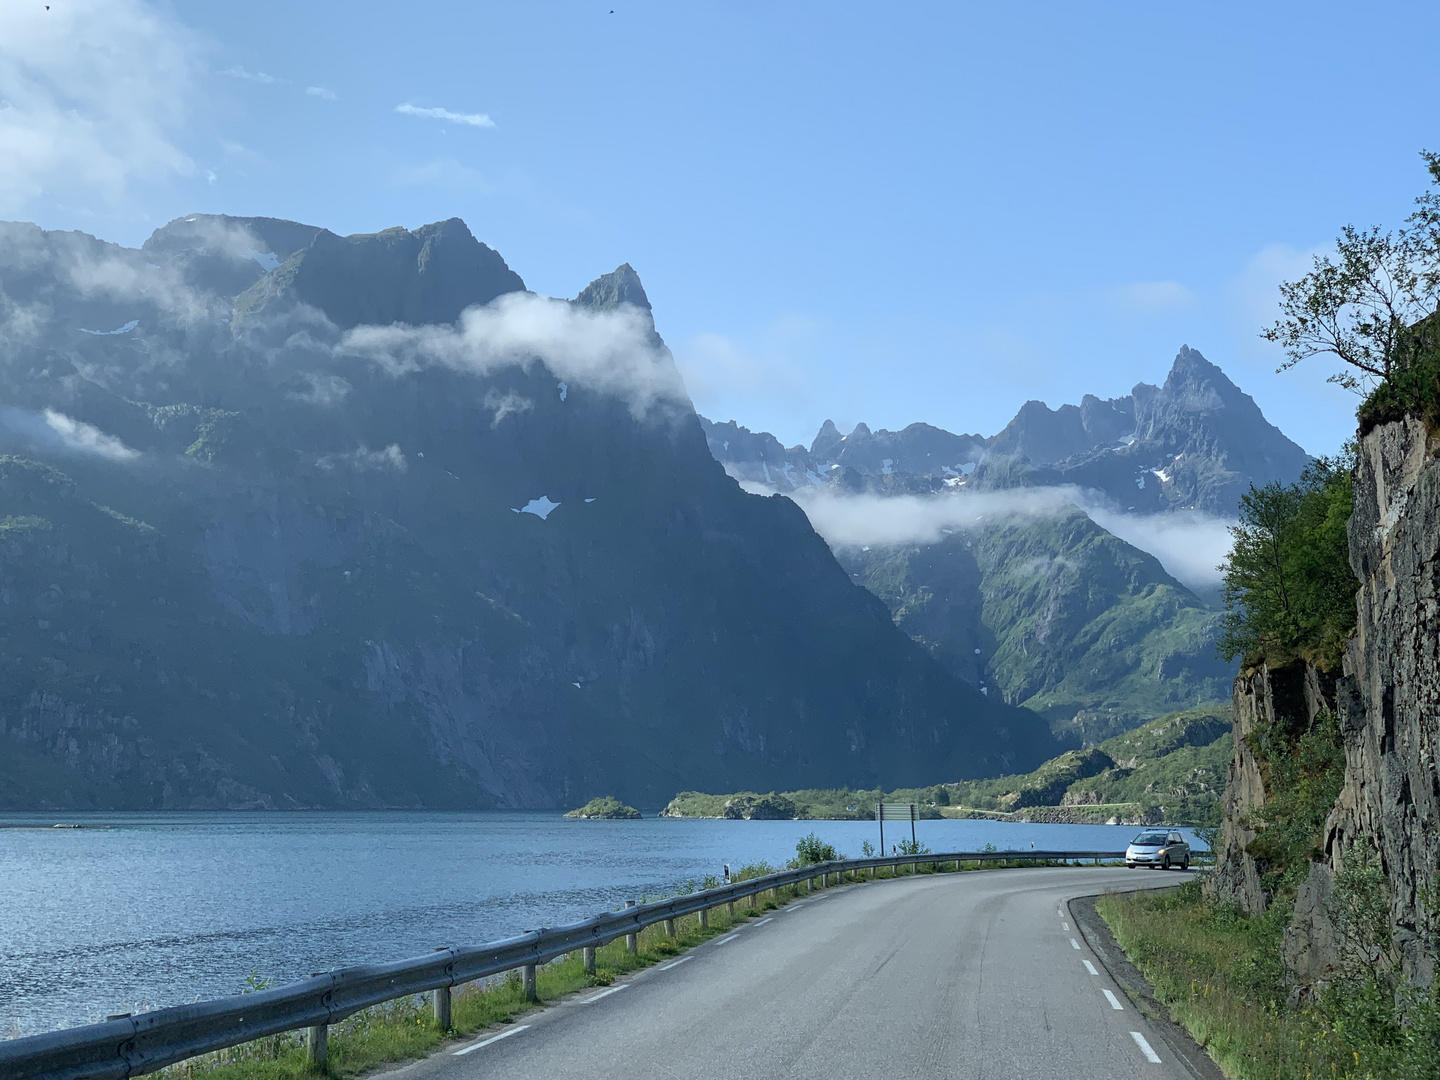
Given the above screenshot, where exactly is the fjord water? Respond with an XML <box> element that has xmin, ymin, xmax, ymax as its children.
<box><xmin>0</xmin><ymin>812</ymin><xmax>1198</xmax><ymax>1035</ymax></box>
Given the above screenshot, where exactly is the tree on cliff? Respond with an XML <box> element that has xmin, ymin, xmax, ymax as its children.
<box><xmin>1264</xmin><ymin>151</ymin><xmax>1440</xmax><ymax>407</ymax></box>
<box><xmin>1218</xmin><ymin>455</ymin><xmax>1357</xmax><ymax>670</ymax></box>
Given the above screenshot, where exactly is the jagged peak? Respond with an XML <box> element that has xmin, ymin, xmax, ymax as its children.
<box><xmin>1164</xmin><ymin>345</ymin><xmax>1234</xmax><ymax>392</ymax></box>
<box><xmin>574</xmin><ymin>263</ymin><xmax>651</xmax><ymax>313</ymax></box>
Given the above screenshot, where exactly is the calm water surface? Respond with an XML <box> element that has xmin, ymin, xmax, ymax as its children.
<box><xmin>0</xmin><ymin>811</ymin><xmax>1200</xmax><ymax>1035</ymax></box>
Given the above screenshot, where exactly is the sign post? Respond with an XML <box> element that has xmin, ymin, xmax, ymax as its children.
<box><xmin>877</xmin><ymin>802</ymin><xmax>919</xmax><ymax>854</ymax></box>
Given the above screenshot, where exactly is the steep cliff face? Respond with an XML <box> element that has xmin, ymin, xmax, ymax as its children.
<box><xmin>1287</xmin><ymin>418</ymin><xmax>1440</xmax><ymax>989</ymax></box>
<box><xmin>1208</xmin><ymin>671</ymin><xmax>1272</xmax><ymax>914</ymax></box>
<box><xmin>0</xmin><ymin>215</ymin><xmax>1064</xmax><ymax>809</ymax></box>
<box><xmin>1209</xmin><ymin>662</ymin><xmax>1335</xmax><ymax>915</ymax></box>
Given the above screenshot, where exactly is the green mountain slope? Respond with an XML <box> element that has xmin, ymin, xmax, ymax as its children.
<box><xmin>658</xmin><ymin>705</ymin><xmax>1231</xmax><ymax>827</ymax></box>
<box><xmin>840</xmin><ymin>509</ymin><xmax>1233</xmax><ymax>743</ymax></box>
<box><xmin>944</xmin><ymin>704</ymin><xmax>1232</xmax><ymax>824</ymax></box>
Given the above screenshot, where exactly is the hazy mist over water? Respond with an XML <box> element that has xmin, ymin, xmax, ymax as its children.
<box><xmin>0</xmin><ymin>811</ymin><xmax>1201</xmax><ymax>1035</ymax></box>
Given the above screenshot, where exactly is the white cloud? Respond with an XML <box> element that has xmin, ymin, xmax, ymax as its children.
<box><xmin>287</xmin><ymin>371</ymin><xmax>352</xmax><ymax>407</ymax></box>
<box><xmin>317</xmin><ymin>444</ymin><xmax>407</xmax><ymax>473</ymax></box>
<box><xmin>223</xmin><ymin>65</ymin><xmax>284</xmax><ymax>85</ymax></box>
<box><xmin>1083</xmin><ymin>504</ymin><xmax>1233</xmax><ymax>594</ymax></box>
<box><xmin>483</xmin><ymin>389</ymin><xmax>533</xmax><ymax>427</ymax></box>
<box><xmin>305</xmin><ymin>85</ymin><xmax>337</xmax><ymax>101</ymax></box>
<box><xmin>771</xmin><ymin>485</ymin><xmax>1233</xmax><ymax>591</ymax></box>
<box><xmin>339</xmin><ymin>292</ymin><xmax>689</xmax><ymax>418</ymax></box>
<box><xmin>0</xmin><ymin>0</ymin><xmax>203</xmax><ymax>214</ymax></box>
<box><xmin>0</xmin><ymin>407</ymin><xmax>139</xmax><ymax>461</ymax></box>
<box><xmin>395</xmin><ymin>103</ymin><xmax>495</xmax><ymax>128</ymax></box>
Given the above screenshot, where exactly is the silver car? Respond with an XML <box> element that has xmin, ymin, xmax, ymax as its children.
<box><xmin>1125</xmin><ymin>829</ymin><xmax>1190</xmax><ymax>870</ymax></box>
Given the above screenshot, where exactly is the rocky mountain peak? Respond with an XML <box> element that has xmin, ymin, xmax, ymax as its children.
<box><xmin>232</xmin><ymin>217</ymin><xmax>525</xmax><ymax>332</ymax></box>
<box><xmin>810</xmin><ymin>419</ymin><xmax>845</xmax><ymax>458</ymax></box>
<box><xmin>1155</xmin><ymin>344</ymin><xmax>1241</xmax><ymax>412</ymax></box>
<box><xmin>986</xmin><ymin>399</ymin><xmax>1090</xmax><ymax>465</ymax></box>
<box><xmin>143</xmin><ymin>214</ymin><xmax>324</xmax><ymax>263</ymax></box>
<box><xmin>574</xmin><ymin>263</ymin><xmax>651</xmax><ymax>313</ymax></box>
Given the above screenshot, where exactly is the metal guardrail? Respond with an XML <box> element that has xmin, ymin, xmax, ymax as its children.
<box><xmin>0</xmin><ymin>849</ymin><xmax>1129</xmax><ymax>1080</ymax></box>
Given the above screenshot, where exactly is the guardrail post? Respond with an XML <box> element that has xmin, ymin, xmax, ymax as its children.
<box><xmin>625</xmin><ymin>900</ymin><xmax>638</xmax><ymax>954</ymax></box>
<box><xmin>821</xmin><ymin>872</ymin><xmax>829</xmax><ymax>887</ymax></box>
<box><xmin>727</xmin><ymin>899</ymin><xmax>735</xmax><ymax>917</ymax></box>
<box><xmin>523</xmin><ymin>963</ymin><xmax>537</xmax><ymax>1001</ymax></box>
<box><xmin>583</xmin><ymin>946</ymin><xmax>596</xmax><ymax>975</ymax></box>
<box><xmin>307</xmin><ymin>1024</ymin><xmax>328</xmax><ymax>1068</ymax></box>
<box><xmin>434</xmin><ymin>985</ymin><xmax>452</xmax><ymax>1030</ymax></box>
<box><xmin>699</xmin><ymin>907</ymin><xmax>709</xmax><ymax>929</ymax></box>
<box><xmin>869</xmin><ymin>865</ymin><xmax>875</xmax><ymax>879</ymax></box>
<box><xmin>664</xmin><ymin>918</ymin><xmax>676</xmax><ymax>939</ymax></box>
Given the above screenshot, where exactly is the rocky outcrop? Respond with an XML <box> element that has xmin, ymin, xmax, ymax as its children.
<box><xmin>1287</xmin><ymin>418</ymin><xmax>1440</xmax><ymax>990</ymax></box>
<box><xmin>1209</xmin><ymin>662</ymin><xmax>1333</xmax><ymax>915</ymax></box>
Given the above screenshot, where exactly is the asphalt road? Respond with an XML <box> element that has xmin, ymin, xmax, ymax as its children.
<box><xmin>382</xmin><ymin>867</ymin><xmax>1204</xmax><ymax>1080</ymax></box>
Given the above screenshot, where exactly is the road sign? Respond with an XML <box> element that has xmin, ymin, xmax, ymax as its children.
<box><xmin>878</xmin><ymin>802</ymin><xmax>918</xmax><ymax>821</ymax></box>
<box><xmin>876</xmin><ymin>802</ymin><xmax>918</xmax><ymax>852</ymax></box>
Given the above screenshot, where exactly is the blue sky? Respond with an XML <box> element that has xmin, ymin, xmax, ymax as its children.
<box><xmin>4</xmin><ymin>1</ymin><xmax>1436</xmax><ymax>454</ymax></box>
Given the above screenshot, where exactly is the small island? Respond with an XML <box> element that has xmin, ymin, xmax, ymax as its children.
<box><xmin>564</xmin><ymin>796</ymin><xmax>641</xmax><ymax>820</ymax></box>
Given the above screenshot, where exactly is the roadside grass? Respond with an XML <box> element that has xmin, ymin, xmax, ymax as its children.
<box><xmin>1096</xmin><ymin>880</ymin><xmax>1425</xmax><ymax>1080</ymax></box>
<box><xmin>1097</xmin><ymin>881</ymin><xmax>1315</xmax><ymax>1079</ymax></box>
<box><xmin>153</xmin><ymin>859</ymin><xmax>1105</xmax><ymax>1079</ymax></box>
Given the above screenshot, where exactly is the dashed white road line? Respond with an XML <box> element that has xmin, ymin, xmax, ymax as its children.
<box><xmin>1130</xmin><ymin>1031</ymin><xmax>1162</xmax><ymax>1063</ymax></box>
<box><xmin>578</xmin><ymin>985</ymin><xmax>629</xmax><ymax>1005</ymax></box>
<box><xmin>1062</xmin><ymin>921</ymin><xmax>1070</xmax><ymax>931</ymax></box>
<box><xmin>713</xmin><ymin>934</ymin><xmax>740</xmax><ymax>946</ymax></box>
<box><xmin>785</xmin><ymin>903</ymin><xmax>808</xmax><ymax>912</ymax></box>
<box><xmin>1057</xmin><ymin>907</ymin><xmax>1064</xmax><ymax>917</ymax></box>
<box><xmin>754</xmin><ymin>917</ymin><xmax>774</xmax><ymax>926</ymax></box>
<box><xmin>453</xmin><ymin>1024</ymin><xmax>530</xmax><ymax>1055</ymax></box>
<box><xmin>659</xmin><ymin>956</ymin><xmax>693</xmax><ymax>971</ymax></box>
<box><xmin>1102</xmin><ymin>988</ymin><xmax>1124</xmax><ymax>1010</ymax></box>
<box><xmin>1070</xmin><ymin>938</ymin><xmax>1081</xmax><ymax>950</ymax></box>
<box><xmin>1083</xmin><ymin>960</ymin><xmax>1099</xmax><ymax>975</ymax></box>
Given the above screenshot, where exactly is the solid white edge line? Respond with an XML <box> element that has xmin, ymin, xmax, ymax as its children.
<box><xmin>714</xmin><ymin>933</ymin><xmax>740</xmax><ymax>946</ymax></box>
<box><xmin>1083</xmin><ymin>960</ymin><xmax>1099</xmax><ymax>975</ymax></box>
<box><xmin>754</xmin><ymin>917</ymin><xmax>774</xmax><ymax>926</ymax></box>
<box><xmin>453</xmin><ymin>1024</ymin><xmax>531</xmax><ymax>1055</ymax></box>
<box><xmin>659</xmin><ymin>956</ymin><xmax>693</xmax><ymax>970</ymax></box>
<box><xmin>578</xmin><ymin>984</ymin><xmax>629</xmax><ymax>1005</ymax></box>
<box><xmin>1130</xmin><ymin>1030</ymin><xmax>1162</xmax><ymax>1063</ymax></box>
<box><xmin>1103</xmin><ymin>988</ymin><xmax>1124</xmax><ymax>1010</ymax></box>
<box><xmin>1070</xmin><ymin>938</ymin><xmax>1081</xmax><ymax>949</ymax></box>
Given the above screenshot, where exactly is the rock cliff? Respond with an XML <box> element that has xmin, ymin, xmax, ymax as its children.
<box><xmin>1208</xmin><ymin>661</ymin><xmax>1334</xmax><ymax>915</ymax></box>
<box><xmin>1287</xmin><ymin>418</ymin><xmax>1440</xmax><ymax>990</ymax></box>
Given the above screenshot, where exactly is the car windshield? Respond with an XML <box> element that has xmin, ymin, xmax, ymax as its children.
<box><xmin>1134</xmin><ymin>832</ymin><xmax>1168</xmax><ymax>845</ymax></box>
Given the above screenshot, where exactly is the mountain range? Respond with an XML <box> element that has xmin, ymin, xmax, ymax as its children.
<box><xmin>700</xmin><ymin>348</ymin><xmax>1310</xmax><ymax>741</ymax></box>
<box><xmin>0</xmin><ymin>214</ymin><xmax>1061</xmax><ymax>809</ymax></box>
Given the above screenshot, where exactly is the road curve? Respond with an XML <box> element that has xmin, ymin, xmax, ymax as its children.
<box><xmin>383</xmin><ymin>867</ymin><xmax>1201</xmax><ymax>1080</ymax></box>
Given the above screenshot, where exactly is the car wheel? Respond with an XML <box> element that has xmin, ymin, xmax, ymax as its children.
<box><xmin>1182</xmin><ymin>856</ymin><xmax>1190</xmax><ymax>871</ymax></box>
<box><xmin>1161</xmin><ymin>855</ymin><xmax>1170</xmax><ymax>870</ymax></box>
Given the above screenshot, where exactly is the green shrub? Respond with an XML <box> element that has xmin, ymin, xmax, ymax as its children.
<box><xmin>793</xmin><ymin>832</ymin><xmax>838</xmax><ymax>866</ymax></box>
<box><xmin>1244</xmin><ymin>708</ymin><xmax>1347</xmax><ymax>899</ymax></box>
